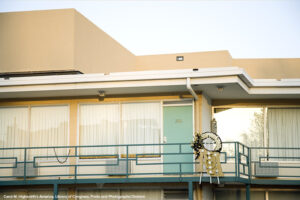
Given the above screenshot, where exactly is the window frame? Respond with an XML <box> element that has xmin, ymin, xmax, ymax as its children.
<box><xmin>77</xmin><ymin>100</ymin><xmax>164</xmax><ymax>160</ymax></box>
<box><xmin>0</xmin><ymin>104</ymin><xmax>70</xmax><ymax>163</ymax></box>
<box><xmin>212</xmin><ymin>105</ymin><xmax>300</xmax><ymax>164</ymax></box>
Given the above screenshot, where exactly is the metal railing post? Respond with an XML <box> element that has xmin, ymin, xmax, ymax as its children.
<box><xmin>53</xmin><ymin>184</ymin><xmax>58</xmax><ymax>200</ymax></box>
<box><xmin>246</xmin><ymin>184</ymin><xmax>250</xmax><ymax>200</ymax></box>
<box><xmin>248</xmin><ymin>147</ymin><xmax>252</xmax><ymax>183</ymax></box>
<box><xmin>234</xmin><ymin>143</ymin><xmax>238</xmax><ymax>179</ymax></box>
<box><xmin>24</xmin><ymin>148</ymin><xmax>27</xmax><ymax>181</ymax></box>
<box><xmin>237</xmin><ymin>143</ymin><xmax>240</xmax><ymax>179</ymax></box>
<box><xmin>75</xmin><ymin>147</ymin><xmax>78</xmax><ymax>180</ymax></box>
<box><xmin>126</xmin><ymin>145</ymin><xmax>129</xmax><ymax>178</ymax></box>
<box><xmin>188</xmin><ymin>181</ymin><xmax>193</xmax><ymax>200</ymax></box>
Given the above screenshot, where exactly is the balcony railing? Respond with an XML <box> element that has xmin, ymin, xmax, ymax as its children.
<box><xmin>0</xmin><ymin>142</ymin><xmax>300</xmax><ymax>185</ymax></box>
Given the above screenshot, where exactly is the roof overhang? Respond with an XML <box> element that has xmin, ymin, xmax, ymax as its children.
<box><xmin>0</xmin><ymin>67</ymin><xmax>300</xmax><ymax>100</ymax></box>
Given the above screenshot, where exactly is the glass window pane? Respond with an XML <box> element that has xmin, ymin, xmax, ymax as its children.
<box><xmin>269</xmin><ymin>191</ymin><xmax>300</xmax><ymax>200</ymax></box>
<box><xmin>214</xmin><ymin>108</ymin><xmax>264</xmax><ymax>146</ymax></box>
<box><xmin>30</xmin><ymin>105</ymin><xmax>69</xmax><ymax>160</ymax></box>
<box><xmin>0</xmin><ymin>107</ymin><xmax>29</xmax><ymax>160</ymax></box>
<box><xmin>122</xmin><ymin>102</ymin><xmax>161</xmax><ymax>154</ymax></box>
<box><xmin>214</xmin><ymin>108</ymin><xmax>264</xmax><ymax>158</ymax></box>
<box><xmin>215</xmin><ymin>189</ymin><xmax>264</xmax><ymax>200</ymax></box>
<box><xmin>79</xmin><ymin>104</ymin><xmax>120</xmax><ymax>155</ymax></box>
<box><xmin>268</xmin><ymin>108</ymin><xmax>300</xmax><ymax>160</ymax></box>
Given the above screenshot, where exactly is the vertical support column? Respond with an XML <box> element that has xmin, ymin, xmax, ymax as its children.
<box><xmin>53</xmin><ymin>184</ymin><xmax>58</xmax><ymax>200</ymax></box>
<box><xmin>194</xmin><ymin>95</ymin><xmax>202</xmax><ymax>174</ymax></box>
<box><xmin>246</xmin><ymin>184</ymin><xmax>250</xmax><ymax>200</ymax></box>
<box><xmin>69</xmin><ymin>101</ymin><xmax>78</xmax><ymax>178</ymax></box>
<box><xmin>188</xmin><ymin>182</ymin><xmax>194</xmax><ymax>200</ymax></box>
<box><xmin>68</xmin><ymin>101</ymin><xmax>78</xmax><ymax>200</ymax></box>
<box><xmin>194</xmin><ymin>94</ymin><xmax>202</xmax><ymax>133</ymax></box>
<box><xmin>194</xmin><ymin>184</ymin><xmax>202</xmax><ymax>200</ymax></box>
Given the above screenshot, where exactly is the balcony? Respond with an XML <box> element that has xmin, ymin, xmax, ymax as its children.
<box><xmin>1</xmin><ymin>142</ymin><xmax>300</xmax><ymax>186</ymax></box>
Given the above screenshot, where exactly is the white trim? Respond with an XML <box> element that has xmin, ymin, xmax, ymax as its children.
<box><xmin>1</xmin><ymin>67</ymin><xmax>300</xmax><ymax>98</ymax></box>
<box><xmin>163</xmin><ymin>104</ymin><xmax>193</xmax><ymax>107</ymax></box>
<box><xmin>0</xmin><ymin>67</ymin><xmax>246</xmax><ymax>86</ymax></box>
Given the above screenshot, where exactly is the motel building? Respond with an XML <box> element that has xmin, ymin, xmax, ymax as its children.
<box><xmin>1</xmin><ymin>9</ymin><xmax>300</xmax><ymax>200</ymax></box>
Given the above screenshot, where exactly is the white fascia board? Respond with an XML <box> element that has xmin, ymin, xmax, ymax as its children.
<box><xmin>249</xmin><ymin>87</ymin><xmax>300</xmax><ymax>94</ymax></box>
<box><xmin>0</xmin><ymin>67</ymin><xmax>250</xmax><ymax>87</ymax></box>
<box><xmin>253</xmin><ymin>79</ymin><xmax>300</xmax><ymax>87</ymax></box>
<box><xmin>1</xmin><ymin>67</ymin><xmax>300</xmax><ymax>96</ymax></box>
<box><xmin>0</xmin><ymin>79</ymin><xmax>187</xmax><ymax>93</ymax></box>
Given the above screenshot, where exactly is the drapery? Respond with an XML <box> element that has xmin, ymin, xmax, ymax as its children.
<box><xmin>0</xmin><ymin>106</ymin><xmax>69</xmax><ymax>161</ymax></box>
<box><xmin>268</xmin><ymin>108</ymin><xmax>300</xmax><ymax>159</ymax></box>
<box><xmin>29</xmin><ymin>105</ymin><xmax>69</xmax><ymax>160</ymax></box>
<box><xmin>77</xmin><ymin>189</ymin><xmax>162</xmax><ymax>200</ymax></box>
<box><xmin>79</xmin><ymin>102</ymin><xmax>161</xmax><ymax>156</ymax></box>
<box><xmin>79</xmin><ymin>104</ymin><xmax>120</xmax><ymax>156</ymax></box>
<box><xmin>0</xmin><ymin>107</ymin><xmax>29</xmax><ymax>160</ymax></box>
<box><xmin>122</xmin><ymin>102</ymin><xmax>161</xmax><ymax>154</ymax></box>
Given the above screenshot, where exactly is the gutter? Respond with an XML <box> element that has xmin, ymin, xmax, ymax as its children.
<box><xmin>186</xmin><ymin>77</ymin><xmax>198</xmax><ymax>100</ymax></box>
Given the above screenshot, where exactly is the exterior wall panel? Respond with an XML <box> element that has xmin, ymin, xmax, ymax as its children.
<box><xmin>74</xmin><ymin>11</ymin><xmax>136</xmax><ymax>74</ymax></box>
<box><xmin>0</xmin><ymin>9</ymin><xmax>75</xmax><ymax>73</ymax></box>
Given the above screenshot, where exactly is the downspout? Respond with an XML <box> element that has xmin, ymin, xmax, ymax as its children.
<box><xmin>186</xmin><ymin>77</ymin><xmax>198</xmax><ymax>100</ymax></box>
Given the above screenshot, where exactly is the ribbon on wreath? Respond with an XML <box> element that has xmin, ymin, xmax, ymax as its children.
<box><xmin>191</xmin><ymin>132</ymin><xmax>224</xmax><ymax>184</ymax></box>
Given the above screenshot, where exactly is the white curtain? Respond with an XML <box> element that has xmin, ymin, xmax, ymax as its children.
<box><xmin>79</xmin><ymin>104</ymin><xmax>120</xmax><ymax>156</ymax></box>
<box><xmin>30</xmin><ymin>105</ymin><xmax>69</xmax><ymax>160</ymax></box>
<box><xmin>121</xmin><ymin>189</ymin><xmax>162</xmax><ymax>200</ymax></box>
<box><xmin>268</xmin><ymin>108</ymin><xmax>300</xmax><ymax>159</ymax></box>
<box><xmin>0</xmin><ymin>107</ymin><xmax>29</xmax><ymax>161</ymax></box>
<box><xmin>122</xmin><ymin>102</ymin><xmax>161</xmax><ymax>155</ymax></box>
<box><xmin>77</xmin><ymin>189</ymin><xmax>162</xmax><ymax>200</ymax></box>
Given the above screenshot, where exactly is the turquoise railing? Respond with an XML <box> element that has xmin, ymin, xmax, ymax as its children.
<box><xmin>0</xmin><ymin>142</ymin><xmax>300</xmax><ymax>183</ymax></box>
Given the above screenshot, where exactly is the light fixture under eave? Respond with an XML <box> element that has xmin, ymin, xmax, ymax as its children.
<box><xmin>98</xmin><ymin>91</ymin><xmax>106</xmax><ymax>97</ymax></box>
<box><xmin>217</xmin><ymin>86</ymin><xmax>224</xmax><ymax>92</ymax></box>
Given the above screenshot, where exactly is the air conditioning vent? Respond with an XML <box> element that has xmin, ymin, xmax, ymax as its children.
<box><xmin>12</xmin><ymin>162</ymin><xmax>38</xmax><ymax>177</ymax></box>
<box><xmin>255</xmin><ymin>162</ymin><xmax>279</xmax><ymax>177</ymax></box>
<box><xmin>105</xmin><ymin>159</ymin><xmax>131</xmax><ymax>175</ymax></box>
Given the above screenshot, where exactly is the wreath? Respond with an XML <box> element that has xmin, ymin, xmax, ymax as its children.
<box><xmin>191</xmin><ymin>132</ymin><xmax>222</xmax><ymax>160</ymax></box>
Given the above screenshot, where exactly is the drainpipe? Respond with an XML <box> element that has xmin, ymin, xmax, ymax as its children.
<box><xmin>186</xmin><ymin>77</ymin><xmax>198</xmax><ymax>100</ymax></box>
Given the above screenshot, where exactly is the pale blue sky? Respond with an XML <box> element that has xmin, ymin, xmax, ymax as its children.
<box><xmin>1</xmin><ymin>0</ymin><xmax>300</xmax><ymax>58</ymax></box>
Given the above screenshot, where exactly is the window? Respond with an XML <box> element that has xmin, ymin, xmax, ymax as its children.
<box><xmin>214</xmin><ymin>108</ymin><xmax>264</xmax><ymax>157</ymax></box>
<box><xmin>215</xmin><ymin>188</ymin><xmax>300</xmax><ymax>200</ymax></box>
<box><xmin>77</xmin><ymin>189</ymin><xmax>162</xmax><ymax>200</ymax></box>
<box><xmin>122</xmin><ymin>102</ymin><xmax>161</xmax><ymax>155</ymax></box>
<box><xmin>0</xmin><ymin>107</ymin><xmax>29</xmax><ymax>160</ymax></box>
<box><xmin>268</xmin><ymin>108</ymin><xmax>300</xmax><ymax>159</ymax></box>
<box><xmin>79</xmin><ymin>104</ymin><xmax>120</xmax><ymax>156</ymax></box>
<box><xmin>214</xmin><ymin>108</ymin><xmax>264</xmax><ymax>147</ymax></box>
<box><xmin>0</xmin><ymin>105</ymin><xmax>69</xmax><ymax>161</ymax></box>
<box><xmin>29</xmin><ymin>105</ymin><xmax>69</xmax><ymax>160</ymax></box>
<box><xmin>79</xmin><ymin>102</ymin><xmax>161</xmax><ymax>157</ymax></box>
<box><xmin>214</xmin><ymin>107</ymin><xmax>300</xmax><ymax>159</ymax></box>
<box><xmin>215</xmin><ymin>188</ymin><xmax>264</xmax><ymax>200</ymax></box>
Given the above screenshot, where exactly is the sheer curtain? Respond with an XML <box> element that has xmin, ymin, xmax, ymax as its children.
<box><xmin>0</xmin><ymin>107</ymin><xmax>29</xmax><ymax>161</ymax></box>
<box><xmin>268</xmin><ymin>108</ymin><xmax>300</xmax><ymax>159</ymax></box>
<box><xmin>30</xmin><ymin>105</ymin><xmax>69</xmax><ymax>160</ymax></box>
<box><xmin>79</xmin><ymin>104</ymin><xmax>120</xmax><ymax>156</ymax></box>
<box><xmin>122</xmin><ymin>102</ymin><xmax>161</xmax><ymax>155</ymax></box>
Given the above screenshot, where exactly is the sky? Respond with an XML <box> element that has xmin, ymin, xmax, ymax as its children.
<box><xmin>0</xmin><ymin>0</ymin><xmax>300</xmax><ymax>58</ymax></box>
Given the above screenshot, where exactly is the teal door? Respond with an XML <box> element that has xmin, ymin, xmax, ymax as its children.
<box><xmin>163</xmin><ymin>105</ymin><xmax>194</xmax><ymax>174</ymax></box>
